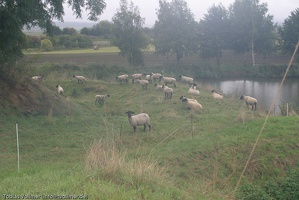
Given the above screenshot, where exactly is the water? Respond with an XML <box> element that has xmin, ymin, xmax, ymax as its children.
<box><xmin>201</xmin><ymin>78</ymin><xmax>299</xmax><ymax>113</ymax></box>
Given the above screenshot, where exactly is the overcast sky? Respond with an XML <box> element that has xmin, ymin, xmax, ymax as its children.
<box><xmin>62</xmin><ymin>0</ymin><xmax>298</xmax><ymax>27</ymax></box>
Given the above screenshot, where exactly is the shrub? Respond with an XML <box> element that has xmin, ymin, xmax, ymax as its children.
<box><xmin>40</xmin><ymin>39</ymin><xmax>53</xmax><ymax>51</ymax></box>
<box><xmin>237</xmin><ymin>168</ymin><xmax>299</xmax><ymax>200</ymax></box>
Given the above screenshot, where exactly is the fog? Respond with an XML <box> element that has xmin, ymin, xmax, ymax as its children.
<box><xmin>62</xmin><ymin>0</ymin><xmax>298</xmax><ymax>27</ymax></box>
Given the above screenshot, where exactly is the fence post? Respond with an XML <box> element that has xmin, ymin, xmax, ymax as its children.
<box><xmin>16</xmin><ymin>122</ymin><xmax>20</xmax><ymax>173</ymax></box>
<box><xmin>191</xmin><ymin>115</ymin><xmax>194</xmax><ymax>139</ymax></box>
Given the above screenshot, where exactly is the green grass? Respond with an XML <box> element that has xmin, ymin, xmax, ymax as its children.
<box><xmin>1</xmin><ymin>69</ymin><xmax>299</xmax><ymax>199</ymax></box>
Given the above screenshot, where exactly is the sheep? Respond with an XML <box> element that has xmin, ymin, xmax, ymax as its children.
<box><xmin>162</xmin><ymin>85</ymin><xmax>173</xmax><ymax>100</ymax></box>
<box><xmin>73</xmin><ymin>75</ymin><xmax>86</xmax><ymax>84</ymax></box>
<box><xmin>211</xmin><ymin>90</ymin><xmax>224</xmax><ymax>100</ymax></box>
<box><xmin>151</xmin><ymin>73</ymin><xmax>162</xmax><ymax>82</ymax></box>
<box><xmin>116</xmin><ymin>74</ymin><xmax>129</xmax><ymax>83</ymax></box>
<box><xmin>179</xmin><ymin>96</ymin><xmax>198</xmax><ymax>103</ymax></box>
<box><xmin>135</xmin><ymin>79</ymin><xmax>149</xmax><ymax>90</ymax></box>
<box><xmin>181</xmin><ymin>98</ymin><xmax>203</xmax><ymax>110</ymax></box>
<box><xmin>159</xmin><ymin>76</ymin><xmax>177</xmax><ymax>87</ymax></box>
<box><xmin>95</xmin><ymin>93</ymin><xmax>110</xmax><ymax>105</ymax></box>
<box><xmin>145</xmin><ymin>73</ymin><xmax>153</xmax><ymax>83</ymax></box>
<box><xmin>240</xmin><ymin>95</ymin><xmax>257</xmax><ymax>110</ymax></box>
<box><xmin>31</xmin><ymin>76</ymin><xmax>43</xmax><ymax>83</ymax></box>
<box><xmin>179</xmin><ymin>75</ymin><xmax>194</xmax><ymax>85</ymax></box>
<box><xmin>56</xmin><ymin>85</ymin><xmax>64</xmax><ymax>95</ymax></box>
<box><xmin>131</xmin><ymin>73</ymin><xmax>144</xmax><ymax>83</ymax></box>
<box><xmin>126</xmin><ymin>111</ymin><xmax>151</xmax><ymax>132</ymax></box>
<box><xmin>188</xmin><ymin>87</ymin><xmax>200</xmax><ymax>96</ymax></box>
<box><xmin>154</xmin><ymin>83</ymin><xmax>164</xmax><ymax>91</ymax></box>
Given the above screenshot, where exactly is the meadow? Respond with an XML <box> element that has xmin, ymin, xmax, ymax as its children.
<box><xmin>1</xmin><ymin>48</ymin><xmax>299</xmax><ymax>199</ymax></box>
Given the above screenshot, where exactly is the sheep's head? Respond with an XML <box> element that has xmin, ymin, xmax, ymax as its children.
<box><xmin>179</xmin><ymin>96</ymin><xmax>186</xmax><ymax>101</ymax></box>
<box><xmin>126</xmin><ymin>111</ymin><xmax>135</xmax><ymax>117</ymax></box>
<box><xmin>181</xmin><ymin>98</ymin><xmax>188</xmax><ymax>103</ymax></box>
<box><xmin>240</xmin><ymin>95</ymin><xmax>245</xmax><ymax>100</ymax></box>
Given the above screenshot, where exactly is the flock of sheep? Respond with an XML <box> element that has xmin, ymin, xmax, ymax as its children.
<box><xmin>31</xmin><ymin>73</ymin><xmax>257</xmax><ymax>132</ymax></box>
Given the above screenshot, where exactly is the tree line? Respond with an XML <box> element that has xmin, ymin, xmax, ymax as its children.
<box><xmin>1</xmin><ymin>0</ymin><xmax>298</xmax><ymax>69</ymax></box>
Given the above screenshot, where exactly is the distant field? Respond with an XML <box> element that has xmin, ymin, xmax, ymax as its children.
<box><xmin>23</xmin><ymin>47</ymin><xmax>291</xmax><ymax>67</ymax></box>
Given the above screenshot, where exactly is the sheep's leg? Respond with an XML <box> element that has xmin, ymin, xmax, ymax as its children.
<box><xmin>143</xmin><ymin>125</ymin><xmax>146</xmax><ymax>131</ymax></box>
<box><xmin>148</xmin><ymin>125</ymin><xmax>151</xmax><ymax>131</ymax></box>
<box><xmin>133</xmin><ymin>126</ymin><xmax>136</xmax><ymax>132</ymax></box>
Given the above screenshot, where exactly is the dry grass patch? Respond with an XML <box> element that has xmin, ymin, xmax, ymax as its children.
<box><xmin>85</xmin><ymin>140</ymin><xmax>168</xmax><ymax>184</ymax></box>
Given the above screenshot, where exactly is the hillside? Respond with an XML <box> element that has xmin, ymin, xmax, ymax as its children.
<box><xmin>1</xmin><ymin>67</ymin><xmax>299</xmax><ymax>199</ymax></box>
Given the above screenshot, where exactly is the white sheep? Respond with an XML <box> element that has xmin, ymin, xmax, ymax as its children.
<box><xmin>162</xmin><ymin>85</ymin><xmax>173</xmax><ymax>100</ymax></box>
<box><xmin>31</xmin><ymin>76</ymin><xmax>43</xmax><ymax>83</ymax></box>
<box><xmin>188</xmin><ymin>87</ymin><xmax>200</xmax><ymax>96</ymax></box>
<box><xmin>240</xmin><ymin>95</ymin><xmax>257</xmax><ymax>110</ymax></box>
<box><xmin>56</xmin><ymin>85</ymin><xmax>64</xmax><ymax>95</ymax></box>
<box><xmin>145</xmin><ymin>73</ymin><xmax>153</xmax><ymax>83</ymax></box>
<box><xmin>135</xmin><ymin>79</ymin><xmax>149</xmax><ymax>90</ymax></box>
<box><xmin>211</xmin><ymin>90</ymin><xmax>224</xmax><ymax>100</ymax></box>
<box><xmin>116</xmin><ymin>74</ymin><xmax>129</xmax><ymax>83</ymax></box>
<box><xmin>179</xmin><ymin>96</ymin><xmax>198</xmax><ymax>103</ymax></box>
<box><xmin>126</xmin><ymin>111</ymin><xmax>151</xmax><ymax>132</ymax></box>
<box><xmin>181</xmin><ymin>98</ymin><xmax>203</xmax><ymax>110</ymax></box>
<box><xmin>159</xmin><ymin>76</ymin><xmax>177</xmax><ymax>87</ymax></box>
<box><xmin>179</xmin><ymin>75</ymin><xmax>194</xmax><ymax>85</ymax></box>
<box><xmin>95</xmin><ymin>93</ymin><xmax>110</xmax><ymax>105</ymax></box>
<box><xmin>151</xmin><ymin>73</ymin><xmax>162</xmax><ymax>82</ymax></box>
<box><xmin>154</xmin><ymin>83</ymin><xmax>164</xmax><ymax>91</ymax></box>
<box><xmin>73</xmin><ymin>75</ymin><xmax>86</xmax><ymax>84</ymax></box>
<box><xmin>131</xmin><ymin>73</ymin><xmax>144</xmax><ymax>83</ymax></box>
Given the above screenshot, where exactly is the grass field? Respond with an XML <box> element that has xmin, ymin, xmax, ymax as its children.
<box><xmin>1</xmin><ymin>63</ymin><xmax>299</xmax><ymax>199</ymax></box>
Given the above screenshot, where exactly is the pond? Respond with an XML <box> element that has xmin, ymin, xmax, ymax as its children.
<box><xmin>200</xmin><ymin>78</ymin><xmax>299</xmax><ymax>114</ymax></box>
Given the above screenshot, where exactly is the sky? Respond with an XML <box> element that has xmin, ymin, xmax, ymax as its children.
<box><xmin>62</xmin><ymin>0</ymin><xmax>298</xmax><ymax>27</ymax></box>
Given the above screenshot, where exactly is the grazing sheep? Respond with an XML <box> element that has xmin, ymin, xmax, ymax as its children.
<box><xmin>136</xmin><ymin>79</ymin><xmax>149</xmax><ymax>90</ymax></box>
<box><xmin>240</xmin><ymin>95</ymin><xmax>257</xmax><ymax>110</ymax></box>
<box><xmin>159</xmin><ymin>76</ymin><xmax>177</xmax><ymax>87</ymax></box>
<box><xmin>154</xmin><ymin>83</ymin><xmax>164</xmax><ymax>91</ymax></box>
<box><xmin>116</xmin><ymin>74</ymin><xmax>129</xmax><ymax>83</ymax></box>
<box><xmin>126</xmin><ymin>111</ymin><xmax>151</xmax><ymax>132</ymax></box>
<box><xmin>181</xmin><ymin>98</ymin><xmax>203</xmax><ymax>110</ymax></box>
<box><xmin>56</xmin><ymin>85</ymin><xmax>64</xmax><ymax>95</ymax></box>
<box><xmin>211</xmin><ymin>90</ymin><xmax>224</xmax><ymax>100</ymax></box>
<box><xmin>73</xmin><ymin>75</ymin><xmax>86</xmax><ymax>84</ymax></box>
<box><xmin>162</xmin><ymin>85</ymin><xmax>173</xmax><ymax>100</ymax></box>
<box><xmin>131</xmin><ymin>73</ymin><xmax>144</xmax><ymax>83</ymax></box>
<box><xmin>151</xmin><ymin>73</ymin><xmax>162</xmax><ymax>82</ymax></box>
<box><xmin>95</xmin><ymin>94</ymin><xmax>110</xmax><ymax>105</ymax></box>
<box><xmin>179</xmin><ymin>96</ymin><xmax>198</xmax><ymax>103</ymax></box>
<box><xmin>31</xmin><ymin>76</ymin><xmax>43</xmax><ymax>83</ymax></box>
<box><xmin>188</xmin><ymin>87</ymin><xmax>200</xmax><ymax>96</ymax></box>
<box><xmin>179</xmin><ymin>75</ymin><xmax>194</xmax><ymax>85</ymax></box>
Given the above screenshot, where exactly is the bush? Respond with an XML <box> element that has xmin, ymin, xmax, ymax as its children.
<box><xmin>51</xmin><ymin>34</ymin><xmax>93</xmax><ymax>49</ymax></box>
<box><xmin>40</xmin><ymin>39</ymin><xmax>53</xmax><ymax>51</ymax></box>
<box><xmin>237</xmin><ymin>168</ymin><xmax>299</xmax><ymax>200</ymax></box>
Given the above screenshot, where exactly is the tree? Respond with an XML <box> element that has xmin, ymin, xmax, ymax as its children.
<box><xmin>154</xmin><ymin>0</ymin><xmax>197</xmax><ymax>63</ymax></box>
<box><xmin>198</xmin><ymin>4</ymin><xmax>230</xmax><ymax>67</ymax></box>
<box><xmin>228</xmin><ymin>0</ymin><xmax>275</xmax><ymax>66</ymax></box>
<box><xmin>62</xmin><ymin>27</ymin><xmax>77</xmax><ymax>35</ymax></box>
<box><xmin>0</xmin><ymin>0</ymin><xmax>106</xmax><ymax>65</ymax></box>
<box><xmin>111</xmin><ymin>0</ymin><xmax>148</xmax><ymax>66</ymax></box>
<box><xmin>81</xmin><ymin>20</ymin><xmax>113</xmax><ymax>38</ymax></box>
<box><xmin>278</xmin><ymin>8</ymin><xmax>299</xmax><ymax>57</ymax></box>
